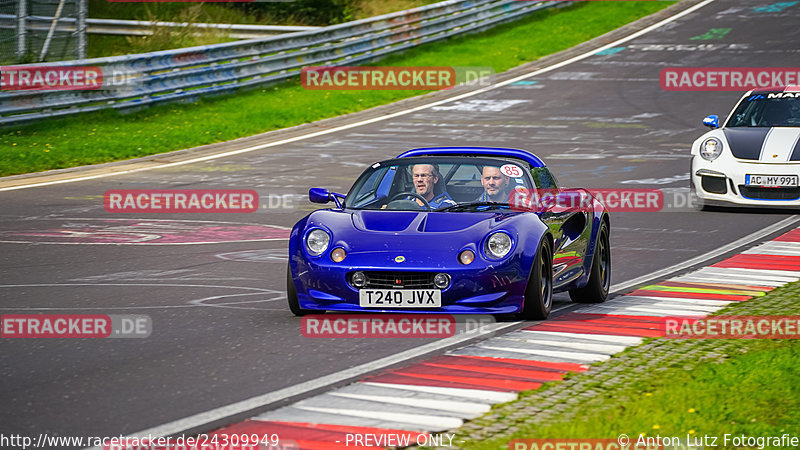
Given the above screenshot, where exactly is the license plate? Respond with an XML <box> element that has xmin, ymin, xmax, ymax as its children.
<box><xmin>745</xmin><ymin>174</ymin><xmax>799</xmax><ymax>187</ymax></box>
<box><xmin>359</xmin><ymin>289</ymin><xmax>441</xmax><ymax>308</ymax></box>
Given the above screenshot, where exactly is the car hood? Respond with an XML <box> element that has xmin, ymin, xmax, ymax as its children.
<box><xmin>351</xmin><ymin>210</ymin><xmax>507</xmax><ymax>233</ymax></box>
<box><xmin>723</xmin><ymin>127</ymin><xmax>800</xmax><ymax>162</ymax></box>
<box><xmin>302</xmin><ymin>209</ymin><xmax>528</xmax><ymax>263</ymax></box>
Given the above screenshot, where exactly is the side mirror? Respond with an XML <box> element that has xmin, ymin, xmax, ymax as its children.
<box><xmin>309</xmin><ymin>188</ymin><xmax>331</xmax><ymax>204</ymax></box>
<box><xmin>702</xmin><ymin>115</ymin><xmax>719</xmax><ymax>129</ymax></box>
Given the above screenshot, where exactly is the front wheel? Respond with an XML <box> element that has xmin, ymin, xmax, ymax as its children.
<box><xmin>690</xmin><ymin>183</ymin><xmax>708</xmax><ymax>211</ymax></box>
<box><xmin>287</xmin><ymin>265</ymin><xmax>311</xmax><ymax>316</ymax></box>
<box><xmin>518</xmin><ymin>237</ymin><xmax>553</xmax><ymax>320</ymax></box>
<box><xmin>569</xmin><ymin>219</ymin><xmax>610</xmax><ymax>303</ymax></box>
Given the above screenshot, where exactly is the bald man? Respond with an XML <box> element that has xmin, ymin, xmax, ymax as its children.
<box><xmin>476</xmin><ymin>166</ymin><xmax>510</xmax><ymax>203</ymax></box>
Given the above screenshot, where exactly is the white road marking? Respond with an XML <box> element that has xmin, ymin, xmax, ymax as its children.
<box><xmin>518</xmin><ymin>330</ymin><xmax>643</xmax><ymax>345</ymax></box>
<box><xmin>580</xmin><ymin>305</ymin><xmax>706</xmax><ymax>317</ymax></box>
<box><xmin>328</xmin><ymin>392</ymin><xmax>490</xmax><ymax>415</ymax></box>
<box><xmin>360</xmin><ymin>382</ymin><xmax>517</xmax><ymax>404</ymax></box>
<box><xmin>294</xmin><ymin>406</ymin><xmax>463</xmax><ymax>430</ymax></box>
<box><xmin>493</xmin><ymin>336</ymin><xmax>627</xmax><ymax>354</ymax></box>
<box><xmin>615</xmin><ymin>295</ymin><xmax>733</xmax><ymax>306</ymax></box>
<box><xmin>690</xmin><ymin>266</ymin><xmax>800</xmax><ymax>280</ymax></box>
<box><xmin>743</xmin><ymin>241</ymin><xmax>800</xmax><ymax>256</ymax></box>
<box><xmin>670</xmin><ymin>275</ymin><xmax>786</xmax><ymax>287</ymax></box>
<box><xmin>476</xmin><ymin>345</ymin><xmax>610</xmax><ymax>362</ymax></box>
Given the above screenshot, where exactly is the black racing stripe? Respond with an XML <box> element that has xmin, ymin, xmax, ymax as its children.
<box><xmin>791</xmin><ymin>133</ymin><xmax>800</xmax><ymax>161</ymax></box>
<box><xmin>723</xmin><ymin>128</ymin><xmax>771</xmax><ymax>160</ymax></box>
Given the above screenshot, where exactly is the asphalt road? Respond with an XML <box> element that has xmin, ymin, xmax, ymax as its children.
<box><xmin>1</xmin><ymin>0</ymin><xmax>799</xmax><ymax>444</ymax></box>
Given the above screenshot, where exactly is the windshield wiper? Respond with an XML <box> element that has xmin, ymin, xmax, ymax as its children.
<box><xmin>435</xmin><ymin>202</ymin><xmax>511</xmax><ymax>212</ymax></box>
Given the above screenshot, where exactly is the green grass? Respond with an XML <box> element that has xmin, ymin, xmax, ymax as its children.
<box><xmin>0</xmin><ymin>1</ymin><xmax>673</xmax><ymax>177</ymax></box>
<box><xmin>511</xmin><ymin>342</ymin><xmax>799</xmax><ymax>443</ymax></box>
<box><xmin>457</xmin><ymin>281</ymin><xmax>800</xmax><ymax>450</ymax></box>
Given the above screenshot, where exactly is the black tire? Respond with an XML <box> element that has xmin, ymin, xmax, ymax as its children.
<box><xmin>287</xmin><ymin>265</ymin><xmax>311</xmax><ymax>316</ymax></box>
<box><xmin>569</xmin><ymin>219</ymin><xmax>610</xmax><ymax>303</ymax></box>
<box><xmin>518</xmin><ymin>237</ymin><xmax>553</xmax><ymax>320</ymax></box>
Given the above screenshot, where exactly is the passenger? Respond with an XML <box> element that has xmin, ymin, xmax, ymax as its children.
<box><xmin>476</xmin><ymin>166</ymin><xmax>510</xmax><ymax>203</ymax></box>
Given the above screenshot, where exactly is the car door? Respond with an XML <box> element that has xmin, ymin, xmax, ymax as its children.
<box><xmin>529</xmin><ymin>166</ymin><xmax>591</xmax><ymax>288</ymax></box>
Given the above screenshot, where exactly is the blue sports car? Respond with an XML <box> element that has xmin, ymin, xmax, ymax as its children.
<box><xmin>287</xmin><ymin>147</ymin><xmax>610</xmax><ymax>319</ymax></box>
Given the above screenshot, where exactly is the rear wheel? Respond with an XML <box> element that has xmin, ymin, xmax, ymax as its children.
<box><xmin>518</xmin><ymin>238</ymin><xmax>553</xmax><ymax>320</ymax></box>
<box><xmin>287</xmin><ymin>265</ymin><xmax>311</xmax><ymax>316</ymax></box>
<box><xmin>569</xmin><ymin>220</ymin><xmax>610</xmax><ymax>303</ymax></box>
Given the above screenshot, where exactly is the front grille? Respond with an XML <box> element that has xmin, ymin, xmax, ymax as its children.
<box><xmin>359</xmin><ymin>271</ymin><xmax>436</xmax><ymax>289</ymax></box>
<box><xmin>701</xmin><ymin>175</ymin><xmax>727</xmax><ymax>194</ymax></box>
<box><xmin>739</xmin><ymin>186</ymin><xmax>800</xmax><ymax>200</ymax></box>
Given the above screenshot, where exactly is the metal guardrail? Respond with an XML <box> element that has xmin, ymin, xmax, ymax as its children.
<box><xmin>0</xmin><ymin>14</ymin><xmax>319</xmax><ymax>39</ymax></box>
<box><xmin>0</xmin><ymin>0</ymin><xmax>563</xmax><ymax>126</ymax></box>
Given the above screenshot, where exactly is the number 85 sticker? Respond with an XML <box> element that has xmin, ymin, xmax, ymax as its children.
<box><xmin>500</xmin><ymin>164</ymin><xmax>522</xmax><ymax>177</ymax></box>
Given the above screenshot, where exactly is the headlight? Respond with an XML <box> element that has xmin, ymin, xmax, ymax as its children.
<box><xmin>351</xmin><ymin>271</ymin><xmax>366</xmax><ymax>288</ymax></box>
<box><xmin>433</xmin><ymin>273</ymin><xmax>451</xmax><ymax>289</ymax></box>
<box><xmin>485</xmin><ymin>232</ymin><xmax>513</xmax><ymax>259</ymax></box>
<box><xmin>700</xmin><ymin>137</ymin><xmax>723</xmax><ymax>161</ymax></box>
<box><xmin>305</xmin><ymin>229</ymin><xmax>330</xmax><ymax>256</ymax></box>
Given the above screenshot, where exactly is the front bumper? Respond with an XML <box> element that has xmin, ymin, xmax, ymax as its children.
<box><xmin>290</xmin><ymin>253</ymin><xmax>530</xmax><ymax>314</ymax></box>
<box><xmin>691</xmin><ymin>156</ymin><xmax>800</xmax><ymax>208</ymax></box>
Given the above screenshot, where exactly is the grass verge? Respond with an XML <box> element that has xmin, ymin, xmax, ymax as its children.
<box><xmin>452</xmin><ymin>281</ymin><xmax>800</xmax><ymax>450</ymax></box>
<box><xmin>0</xmin><ymin>1</ymin><xmax>673</xmax><ymax>177</ymax></box>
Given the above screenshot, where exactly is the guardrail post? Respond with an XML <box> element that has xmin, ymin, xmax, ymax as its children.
<box><xmin>40</xmin><ymin>0</ymin><xmax>67</xmax><ymax>61</ymax></box>
<box><xmin>76</xmin><ymin>0</ymin><xmax>87</xmax><ymax>60</ymax></box>
<box><xmin>16</xmin><ymin>0</ymin><xmax>27</xmax><ymax>59</ymax></box>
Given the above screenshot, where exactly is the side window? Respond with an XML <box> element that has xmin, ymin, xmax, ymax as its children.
<box><xmin>531</xmin><ymin>167</ymin><xmax>559</xmax><ymax>190</ymax></box>
<box><xmin>376</xmin><ymin>167</ymin><xmax>396</xmax><ymax>197</ymax></box>
<box><xmin>351</xmin><ymin>167</ymin><xmax>393</xmax><ymax>208</ymax></box>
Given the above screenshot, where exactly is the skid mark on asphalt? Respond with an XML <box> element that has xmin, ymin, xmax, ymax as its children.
<box><xmin>216</xmin><ymin>249</ymin><xmax>288</xmax><ymax>263</ymax></box>
<box><xmin>200</xmin><ymin>226</ymin><xmax>800</xmax><ymax>448</ymax></box>
<box><xmin>0</xmin><ymin>283</ymin><xmax>284</xmax><ymax>310</ymax></box>
<box><xmin>0</xmin><ymin>218</ymin><xmax>289</xmax><ymax>245</ymax></box>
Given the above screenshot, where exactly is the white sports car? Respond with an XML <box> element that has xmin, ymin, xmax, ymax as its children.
<box><xmin>690</xmin><ymin>86</ymin><xmax>800</xmax><ymax>209</ymax></box>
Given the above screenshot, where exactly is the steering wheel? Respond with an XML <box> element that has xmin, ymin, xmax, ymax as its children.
<box><xmin>388</xmin><ymin>192</ymin><xmax>432</xmax><ymax>210</ymax></box>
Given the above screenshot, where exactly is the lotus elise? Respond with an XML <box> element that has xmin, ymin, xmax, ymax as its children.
<box><xmin>287</xmin><ymin>147</ymin><xmax>610</xmax><ymax>319</ymax></box>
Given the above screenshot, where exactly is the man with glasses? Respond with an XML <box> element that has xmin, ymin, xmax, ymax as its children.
<box><xmin>411</xmin><ymin>163</ymin><xmax>456</xmax><ymax>208</ymax></box>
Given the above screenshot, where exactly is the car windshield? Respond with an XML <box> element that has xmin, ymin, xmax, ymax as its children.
<box><xmin>727</xmin><ymin>94</ymin><xmax>800</xmax><ymax>127</ymax></box>
<box><xmin>343</xmin><ymin>156</ymin><xmax>542</xmax><ymax>211</ymax></box>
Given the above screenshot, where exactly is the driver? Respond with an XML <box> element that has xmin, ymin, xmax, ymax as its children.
<box><xmin>410</xmin><ymin>163</ymin><xmax>456</xmax><ymax>208</ymax></box>
<box><xmin>476</xmin><ymin>166</ymin><xmax>510</xmax><ymax>203</ymax></box>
